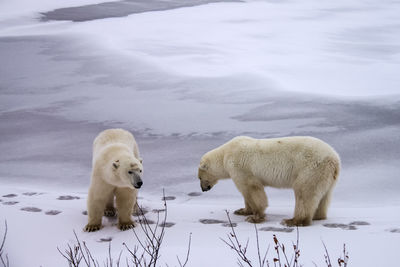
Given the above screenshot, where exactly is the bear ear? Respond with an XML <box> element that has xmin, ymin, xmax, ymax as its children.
<box><xmin>199</xmin><ymin>163</ymin><xmax>208</xmax><ymax>171</ymax></box>
<box><xmin>113</xmin><ymin>160</ymin><xmax>120</xmax><ymax>169</ymax></box>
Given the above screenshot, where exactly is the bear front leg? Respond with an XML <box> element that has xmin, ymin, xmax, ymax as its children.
<box><xmin>115</xmin><ymin>187</ymin><xmax>136</xmax><ymax>231</ymax></box>
<box><xmin>234</xmin><ymin>200</ymin><xmax>253</xmax><ymax>216</ymax></box>
<box><xmin>232</xmin><ymin>176</ymin><xmax>268</xmax><ymax>223</ymax></box>
<box><xmin>104</xmin><ymin>191</ymin><xmax>116</xmax><ymax>217</ymax></box>
<box><xmin>85</xmin><ymin>197</ymin><xmax>106</xmax><ymax>232</ymax></box>
<box><xmin>244</xmin><ymin>186</ymin><xmax>268</xmax><ymax>224</ymax></box>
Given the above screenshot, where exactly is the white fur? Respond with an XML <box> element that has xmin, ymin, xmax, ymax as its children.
<box><xmin>85</xmin><ymin>129</ymin><xmax>143</xmax><ymax>232</ymax></box>
<box><xmin>198</xmin><ymin>136</ymin><xmax>340</xmax><ymax>226</ymax></box>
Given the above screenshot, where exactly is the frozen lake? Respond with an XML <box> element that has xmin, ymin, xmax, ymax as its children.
<box><xmin>1</xmin><ymin>0</ymin><xmax>400</xmax><ymax>266</ymax></box>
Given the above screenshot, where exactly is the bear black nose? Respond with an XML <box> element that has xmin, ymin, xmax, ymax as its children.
<box><xmin>137</xmin><ymin>181</ymin><xmax>143</xmax><ymax>187</ymax></box>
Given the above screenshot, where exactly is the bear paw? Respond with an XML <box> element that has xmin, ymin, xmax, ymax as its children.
<box><xmin>245</xmin><ymin>215</ymin><xmax>265</xmax><ymax>224</ymax></box>
<box><xmin>282</xmin><ymin>218</ymin><xmax>311</xmax><ymax>227</ymax></box>
<box><xmin>104</xmin><ymin>208</ymin><xmax>116</xmax><ymax>217</ymax></box>
<box><xmin>84</xmin><ymin>224</ymin><xmax>101</xmax><ymax>232</ymax></box>
<box><xmin>118</xmin><ymin>221</ymin><xmax>135</xmax><ymax>231</ymax></box>
<box><xmin>234</xmin><ymin>208</ymin><xmax>252</xmax><ymax>216</ymax></box>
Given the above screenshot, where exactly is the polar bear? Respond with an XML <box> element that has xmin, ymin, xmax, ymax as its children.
<box><xmin>84</xmin><ymin>129</ymin><xmax>143</xmax><ymax>232</ymax></box>
<box><xmin>198</xmin><ymin>136</ymin><xmax>340</xmax><ymax>226</ymax></box>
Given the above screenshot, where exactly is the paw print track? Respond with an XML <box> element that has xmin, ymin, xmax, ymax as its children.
<box><xmin>259</xmin><ymin>226</ymin><xmax>293</xmax><ymax>233</ymax></box>
<box><xmin>57</xmin><ymin>195</ymin><xmax>80</xmax><ymax>200</ymax></box>
<box><xmin>23</xmin><ymin>192</ymin><xmax>42</xmax><ymax>196</ymax></box>
<box><xmin>152</xmin><ymin>209</ymin><xmax>165</xmax><ymax>213</ymax></box>
<box><xmin>21</xmin><ymin>207</ymin><xmax>42</xmax><ymax>212</ymax></box>
<box><xmin>159</xmin><ymin>222</ymin><xmax>175</xmax><ymax>228</ymax></box>
<box><xmin>222</xmin><ymin>222</ymin><xmax>237</xmax><ymax>227</ymax></box>
<box><xmin>45</xmin><ymin>210</ymin><xmax>62</xmax><ymax>215</ymax></box>
<box><xmin>323</xmin><ymin>223</ymin><xmax>357</xmax><ymax>230</ymax></box>
<box><xmin>162</xmin><ymin>196</ymin><xmax>176</xmax><ymax>201</ymax></box>
<box><xmin>349</xmin><ymin>221</ymin><xmax>370</xmax><ymax>226</ymax></box>
<box><xmin>199</xmin><ymin>219</ymin><xmax>227</xmax><ymax>224</ymax></box>
<box><xmin>2</xmin><ymin>201</ymin><xmax>18</xmax><ymax>205</ymax></box>
<box><xmin>187</xmin><ymin>192</ymin><xmax>202</xmax><ymax>197</ymax></box>
<box><xmin>98</xmin><ymin>237</ymin><xmax>113</xmax><ymax>242</ymax></box>
<box><xmin>2</xmin><ymin>194</ymin><xmax>17</xmax><ymax>198</ymax></box>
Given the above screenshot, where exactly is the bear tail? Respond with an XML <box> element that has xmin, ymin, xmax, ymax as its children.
<box><xmin>325</xmin><ymin>156</ymin><xmax>340</xmax><ymax>181</ymax></box>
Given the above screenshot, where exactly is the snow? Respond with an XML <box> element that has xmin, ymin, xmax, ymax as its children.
<box><xmin>1</xmin><ymin>0</ymin><xmax>400</xmax><ymax>266</ymax></box>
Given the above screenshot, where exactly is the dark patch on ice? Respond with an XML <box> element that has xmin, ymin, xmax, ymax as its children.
<box><xmin>349</xmin><ymin>221</ymin><xmax>370</xmax><ymax>226</ymax></box>
<box><xmin>159</xmin><ymin>222</ymin><xmax>175</xmax><ymax>228</ymax></box>
<box><xmin>82</xmin><ymin>210</ymin><xmax>88</xmax><ymax>215</ymax></box>
<box><xmin>137</xmin><ymin>219</ymin><xmax>155</xmax><ymax>225</ymax></box>
<box><xmin>2</xmin><ymin>194</ymin><xmax>17</xmax><ymax>198</ymax></box>
<box><xmin>188</xmin><ymin>192</ymin><xmax>202</xmax><ymax>197</ymax></box>
<box><xmin>40</xmin><ymin>0</ymin><xmax>241</xmax><ymax>22</ymax></box>
<box><xmin>57</xmin><ymin>195</ymin><xmax>80</xmax><ymax>200</ymax></box>
<box><xmin>23</xmin><ymin>192</ymin><xmax>42</xmax><ymax>196</ymax></box>
<box><xmin>162</xmin><ymin>196</ymin><xmax>176</xmax><ymax>201</ymax></box>
<box><xmin>222</xmin><ymin>222</ymin><xmax>237</xmax><ymax>227</ymax></box>
<box><xmin>259</xmin><ymin>226</ymin><xmax>294</xmax><ymax>233</ymax></box>
<box><xmin>323</xmin><ymin>223</ymin><xmax>357</xmax><ymax>230</ymax></box>
<box><xmin>98</xmin><ymin>237</ymin><xmax>113</xmax><ymax>242</ymax></box>
<box><xmin>388</xmin><ymin>228</ymin><xmax>400</xmax><ymax>233</ymax></box>
<box><xmin>3</xmin><ymin>201</ymin><xmax>18</xmax><ymax>205</ymax></box>
<box><xmin>133</xmin><ymin>207</ymin><xmax>149</xmax><ymax>216</ymax></box>
<box><xmin>21</xmin><ymin>207</ymin><xmax>42</xmax><ymax>212</ymax></box>
<box><xmin>45</xmin><ymin>210</ymin><xmax>62</xmax><ymax>215</ymax></box>
<box><xmin>199</xmin><ymin>219</ymin><xmax>227</xmax><ymax>224</ymax></box>
<box><xmin>152</xmin><ymin>208</ymin><xmax>165</xmax><ymax>213</ymax></box>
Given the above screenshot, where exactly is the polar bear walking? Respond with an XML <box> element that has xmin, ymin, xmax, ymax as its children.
<box><xmin>84</xmin><ymin>129</ymin><xmax>143</xmax><ymax>232</ymax></box>
<box><xmin>198</xmin><ymin>136</ymin><xmax>340</xmax><ymax>226</ymax></box>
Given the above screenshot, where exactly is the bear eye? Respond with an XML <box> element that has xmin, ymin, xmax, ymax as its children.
<box><xmin>128</xmin><ymin>171</ymin><xmax>133</xmax><ymax>174</ymax></box>
<box><xmin>139</xmin><ymin>170</ymin><xmax>142</xmax><ymax>173</ymax></box>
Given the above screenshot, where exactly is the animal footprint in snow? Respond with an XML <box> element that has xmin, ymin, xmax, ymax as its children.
<box><xmin>23</xmin><ymin>192</ymin><xmax>43</xmax><ymax>196</ymax></box>
<box><xmin>349</xmin><ymin>221</ymin><xmax>370</xmax><ymax>226</ymax></box>
<box><xmin>199</xmin><ymin>219</ymin><xmax>227</xmax><ymax>224</ymax></box>
<box><xmin>323</xmin><ymin>223</ymin><xmax>357</xmax><ymax>230</ymax></box>
<box><xmin>57</xmin><ymin>195</ymin><xmax>80</xmax><ymax>200</ymax></box>
<box><xmin>21</xmin><ymin>207</ymin><xmax>42</xmax><ymax>212</ymax></box>
<box><xmin>259</xmin><ymin>226</ymin><xmax>293</xmax><ymax>233</ymax></box>
<box><xmin>159</xmin><ymin>222</ymin><xmax>175</xmax><ymax>228</ymax></box>
<box><xmin>162</xmin><ymin>196</ymin><xmax>176</xmax><ymax>201</ymax></box>
<box><xmin>2</xmin><ymin>201</ymin><xmax>18</xmax><ymax>205</ymax></box>
<box><xmin>187</xmin><ymin>192</ymin><xmax>202</xmax><ymax>197</ymax></box>
<box><xmin>45</xmin><ymin>210</ymin><xmax>62</xmax><ymax>215</ymax></box>
<box><xmin>2</xmin><ymin>194</ymin><xmax>17</xmax><ymax>198</ymax></box>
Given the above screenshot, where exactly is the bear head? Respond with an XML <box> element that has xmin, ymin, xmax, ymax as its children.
<box><xmin>198</xmin><ymin>159</ymin><xmax>219</xmax><ymax>192</ymax></box>
<box><xmin>111</xmin><ymin>156</ymin><xmax>143</xmax><ymax>189</ymax></box>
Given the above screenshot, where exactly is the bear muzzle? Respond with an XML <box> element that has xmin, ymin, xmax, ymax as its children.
<box><xmin>201</xmin><ymin>185</ymin><xmax>212</xmax><ymax>192</ymax></box>
<box><xmin>133</xmin><ymin>180</ymin><xmax>143</xmax><ymax>189</ymax></box>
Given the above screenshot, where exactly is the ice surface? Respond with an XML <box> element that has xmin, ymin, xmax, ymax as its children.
<box><xmin>1</xmin><ymin>0</ymin><xmax>400</xmax><ymax>266</ymax></box>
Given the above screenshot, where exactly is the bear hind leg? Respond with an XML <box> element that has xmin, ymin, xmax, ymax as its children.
<box><xmin>313</xmin><ymin>187</ymin><xmax>333</xmax><ymax>220</ymax></box>
<box><xmin>283</xmin><ymin>188</ymin><xmax>320</xmax><ymax>227</ymax></box>
<box><xmin>104</xmin><ymin>191</ymin><xmax>116</xmax><ymax>217</ymax></box>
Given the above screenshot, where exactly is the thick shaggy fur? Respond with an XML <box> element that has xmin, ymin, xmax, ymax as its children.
<box><xmin>84</xmin><ymin>129</ymin><xmax>143</xmax><ymax>232</ymax></box>
<box><xmin>198</xmin><ymin>136</ymin><xmax>340</xmax><ymax>226</ymax></box>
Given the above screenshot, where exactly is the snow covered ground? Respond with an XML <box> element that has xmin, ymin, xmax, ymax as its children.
<box><xmin>1</xmin><ymin>0</ymin><xmax>400</xmax><ymax>266</ymax></box>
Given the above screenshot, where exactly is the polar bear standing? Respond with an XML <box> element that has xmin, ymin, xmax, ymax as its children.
<box><xmin>198</xmin><ymin>136</ymin><xmax>340</xmax><ymax>226</ymax></box>
<box><xmin>84</xmin><ymin>129</ymin><xmax>143</xmax><ymax>232</ymax></box>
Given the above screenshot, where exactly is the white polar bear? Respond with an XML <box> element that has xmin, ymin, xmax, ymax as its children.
<box><xmin>198</xmin><ymin>136</ymin><xmax>340</xmax><ymax>226</ymax></box>
<box><xmin>84</xmin><ymin>129</ymin><xmax>143</xmax><ymax>232</ymax></box>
